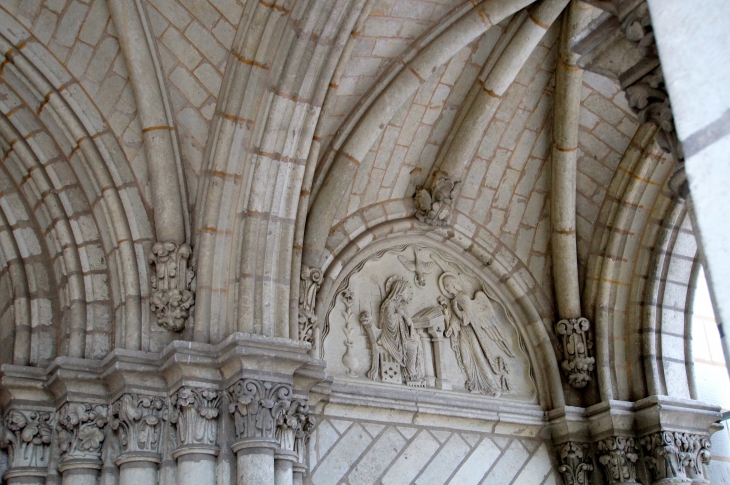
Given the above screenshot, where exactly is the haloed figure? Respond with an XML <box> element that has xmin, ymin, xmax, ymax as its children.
<box><xmin>378</xmin><ymin>276</ymin><xmax>424</xmax><ymax>383</ymax></box>
<box><xmin>439</xmin><ymin>273</ymin><xmax>513</xmax><ymax>396</ymax></box>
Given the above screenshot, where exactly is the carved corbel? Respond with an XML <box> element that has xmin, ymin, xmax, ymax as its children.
<box><xmin>149</xmin><ymin>241</ymin><xmax>195</xmax><ymax>332</ymax></box>
<box><xmin>110</xmin><ymin>394</ymin><xmax>167</xmax><ymax>461</ymax></box>
<box><xmin>0</xmin><ymin>409</ymin><xmax>53</xmax><ymax>474</ymax></box>
<box><xmin>170</xmin><ymin>387</ymin><xmax>221</xmax><ymax>456</ymax></box>
<box><xmin>414</xmin><ymin>177</ymin><xmax>459</xmax><ymax>226</ymax></box>
<box><xmin>556</xmin><ymin>441</ymin><xmax>594</xmax><ymax>485</ymax></box>
<box><xmin>299</xmin><ymin>265</ymin><xmax>323</xmax><ymax>344</ymax></box>
<box><xmin>57</xmin><ymin>402</ymin><xmax>110</xmax><ymax>467</ymax></box>
<box><xmin>226</xmin><ymin>379</ymin><xmax>292</xmax><ymax>442</ymax></box>
<box><xmin>556</xmin><ymin>317</ymin><xmax>595</xmax><ymax>388</ymax></box>
<box><xmin>640</xmin><ymin>431</ymin><xmax>712</xmax><ymax>484</ymax></box>
<box><xmin>596</xmin><ymin>436</ymin><xmax>640</xmax><ymax>484</ymax></box>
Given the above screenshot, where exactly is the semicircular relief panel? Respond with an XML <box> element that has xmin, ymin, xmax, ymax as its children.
<box><xmin>322</xmin><ymin>237</ymin><xmax>537</xmax><ymax>403</ymax></box>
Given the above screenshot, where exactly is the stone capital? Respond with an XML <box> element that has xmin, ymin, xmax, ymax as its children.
<box><xmin>595</xmin><ymin>436</ymin><xmax>640</xmax><ymax>485</ymax></box>
<box><xmin>110</xmin><ymin>393</ymin><xmax>167</xmax><ymax>462</ymax></box>
<box><xmin>555</xmin><ymin>440</ymin><xmax>594</xmax><ymax>485</ymax></box>
<box><xmin>170</xmin><ymin>386</ymin><xmax>221</xmax><ymax>454</ymax></box>
<box><xmin>226</xmin><ymin>378</ymin><xmax>293</xmax><ymax>443</ymax></box>
<box><xmin>56</xmin><ymin>402</ymin><xmax>110</xmax><ymax>466</ymax></box>
<box><xmin>0</xmin><ymin>408</ymin><xmax>53</xmax><ymax>475</ymax></box>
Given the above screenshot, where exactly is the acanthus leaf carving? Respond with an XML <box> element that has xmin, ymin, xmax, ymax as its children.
<box><xmin>596</xmin><ymin>436</ymin><xmax>639</xmax><ymax>484</ymax></box>
<box><xmin>110</xmin><ymin>394</ymin><xmax>167</xmax><ymax>456</ymax></box>
<box><xmin>226</xmin><ymin>379</ymin><xmax>292</xmax><ymax>441</ymax></box>
<box><xmin>556</xmin><ymin>441</ymin><xmax>593</xmax><ymax>485</ymax></box>
<box><xmin>276</xmin><ymin>399</ymin><xmax>314</xmax><ymax>461</ymax></box>
<box><xmin>640</xmin><ymin>431</ymin><xmax>712</xmax><ymax>483</ymax></box>
<box><xmin>414</xmin><ymin>177</ymin><xmax>459</xmax><ymax>226</ymax></box>
<box><xmin>299</xmin><ymin>265</ymin><xmax>322</xmax><ymax>344</ymax></box>
<box><xmin>149</xmin><ymin>241</ymin><xmax>195</xmax><ymax>332</ymax></box>
<box><xmin>555</xmin><ymin>317</ymin><xmax>595</xmax><ymax>388</ymax></box>
<box><xmin>57</xmin><ymin>402</ymin><xmax>110</xmax><ymax>463</ymax></box>
<box><xmin>0</xmin><ymin>409</ymin><xmax>53</xmax><ymax>469</ymax></box>
<box><xmin>170</xmin><ymin>387</ymin><xmax>221</xmax><ymax>449</ymax></box>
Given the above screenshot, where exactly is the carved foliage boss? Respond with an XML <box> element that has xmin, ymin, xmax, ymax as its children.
<box><xmin>555</xmin><ymin>317</ymin><xmax>595</xmax><ymax>388</ymax></box>
<box><xmin>149</xmin><ymin>241</ymin><xmax>195</xmax><ymax>332</ymax></box>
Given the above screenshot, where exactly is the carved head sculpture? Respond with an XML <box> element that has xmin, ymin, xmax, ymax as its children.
<box><xmin>439</xmin><ymin>273</ymin><xmax>463</xmax><ymax>298</ymax></box>
<box><xmin>383</xmin><ymin>276</ymin><xmax>412</xmax><ymax>307</ymax></box>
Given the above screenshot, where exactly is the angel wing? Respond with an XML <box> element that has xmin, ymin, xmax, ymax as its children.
<box><xmin>471</xmin><ymin>291</ymin><xmax>515</xmax><ymax>358</ymax></box>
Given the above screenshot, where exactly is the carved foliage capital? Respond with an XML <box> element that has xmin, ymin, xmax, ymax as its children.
<box><xmin>555</xmin><ymin>317</ymin><xmax>595</xmax><ymax>388</ymax></box>
<box><xmin>149</xmin><ymin>241</ymin><xmax>195</xmax><ymax>332</ymax></box>
<box><xmin>0</xmin><ymin>409</ymin><xmax>53</xmax><ymax>469</ymax></box>
<box><xmin>640</xmin><ymin>431</ymin><xmax>712</xmax><ymax>482</ymax></box>
<box><xmin>556</xmin><ymin>441</ymin><xmax>593</xmax><ymax>485</ymax></box>
<box><xmin>110</xmin><ymin>394</ymin><xmax>167</xmax><ymax>456</ymax></box>
<box><xmin>596</xmin><ymin>436</ymin><xmax>639</xmax><ymax>484</ymax></box>
<box><xmin>170</xmin><ymin>387</ymin><xmax>221</xmax><ymax>449</ymax></box>
<box><xmin>299</xmin><ymin>265</ymin><xmax>323</xmax><ymax>344</ymax></box>
<box><xmin>276</xmin><ymin>399</ymin><xmax>316</xmax><ymax>464</ymax></box>
<box><xmin>414</xmin><ymin>177</ymin><xmax>459</xmax><ymax>226</ymax></box>
<box><xmin>226</xmin><ymin>379</ymin><xmax>292</xmax><ymax>441</ymax></box>
<box><xmin>57</xmin><ymin>402</ymin><xmax>110</xmax><ymax>463</ymax></box>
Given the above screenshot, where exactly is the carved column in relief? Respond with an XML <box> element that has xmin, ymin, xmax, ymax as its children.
<box><xmin>170</xmin><ymin>387</ymin><xmax>221</xmax><ymax>485</ymax></box>
<box><xmin>556</xmin><ymin>441</ymin><xmax>594</xmax><ymax>485</ymax></box>
<box><xmin>414</xmin><ymin>177</ymin><xmax>459</xmax><ymax>226</ymax></box>
<box><xmin>596</xmin><ymin>436</ymin><xmax>640</xmax><ymax>485</ymax></box>
<box><xmin>275</xmin><ymin>399</ymin><xmax>315</xmax><ymax>485</ymax></box>
<box><xmin>227</xmin><ymin>379</ymin><xmax>292</xmax><ymax>485</ymax></box>
<box><xmin>56</xmin><ymin>403</ymin><xmax>110</xmax><ymax>485</ymax></box>
<box><xmin>149</xmin><ymin>241</ymin><xmax>195</xmax><ymax>332</ymax></box>
<box><xmin>0</xmin><ymin>409</ymin><xmax>53</xmax><ymax>484</ymax></box>
<box><xmin>110</xmin><ymin>394</ymin><xmax>167</xmax><ymax>484</ymax></box>
<box><xmin>555</xmin><ymin>317</ymin><xmax>595</xmax><ymax>388</ymax></box>
<box><xmin>640</xmin><ymin>431</ymin><xmax>712</xmax><ymax>484</ymax></box>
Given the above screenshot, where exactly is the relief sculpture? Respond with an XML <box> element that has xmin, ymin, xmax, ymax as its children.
<box><xmin>323</xmin><ymin>242</ymin><xmax>536</xmax><ymax>401</ymax></box>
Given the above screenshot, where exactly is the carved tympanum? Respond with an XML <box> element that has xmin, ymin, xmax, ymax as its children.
<box><xmin>641</xmin><ymin>431</ymin><xmax>712</xmax><ymax>483</ymax></box>
<box><xmin>226</xmin><ymin>379</ymin><xmax>292</xmax><ymax>441</ymax></box>
<box><xmin>0</xmin><ymin>409</ymin><xmax>53</xmax><ymax>469</ymax></box>
<box><xmin>439</xmin><ymin>272</ymin><xmax>513</xmax><ymax>396</ymax></box>
<box><xmin>555</xmin><ymin>317</ymin><xmax>595</xmax><ymax>388</ymax></box>
<box><xmin>414</xmin><ymin>177</ymin><xmax>459</xmax><ymax>226</ymax></box>
<box><xmin>299</xmin><ymin>265</ymin><xmax>322</xmax><ymax>344</ymax></box>
<box><xmin>596</xmin><ymin>436</ymin><xmax>639</xmax><ymax>484</ymax></box>
<box><xmin>57</xmin><ymin>403</ymin><xmax>110</xmax><ymax>463</ymax></box>
<box><xmin>149</xmin><ymin>241</ymin><xmax>195</xmax><ymax>332</ymax></box>
<box><xmin>170</xmin><ymin>387</ymin><xmax>221</xmax><ymax>449</ymax></box>
<box><xmin>556</xmin><ymin>441</ymin><xmax>593</xmax><ymax>485</ymax></box>
<box><xmin>110</xmin><ymin>394</ymin><xmax>167</xmax><ymax>456</ymax></box>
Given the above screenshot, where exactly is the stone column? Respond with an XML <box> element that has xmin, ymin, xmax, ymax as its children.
<box><xmin>0</xmin><ymin>409</ymin><xmax>53</xmax><ymax>485</ymax></box>
<box><xmin>170</xmin><ymin>387</ymin><xmax>221</xmax><ymax>485</ymax></box>
<box><xmin>427</xmin><ymin>319</ymin><xmax>451</xmax><ymax>390</ymax></box>
<box><xmin>416</xmin><ymin>329</ymin><xmax>436</xmax><ymax>387</ymax></box>
<box><xmin>110</xmin><ymin>394</ymin><xmax>167</xmax><ymax>484</ymax></box>
<box><xmin>640</xmin><ymin>431</ymin><xmax>712</xmax><ymax>485</ymax></box>
<box><xmin>56</xmin><ymin>403</ymin><xmax>110</xmax><ymax>485</ymax></box>
<box><xmin>227</xmin><ymin>379</ymin><xmax>293</xmax><ymax>485</ymax></box>
<box><xmin>555</xmin><ymin>441</ymin><xmax>593</xmax><ymax>485</ymax></box>
<box><xmin>595</xmin><ymin>436</ymin><xmax>640</xmax><ymax>485</ymax></box>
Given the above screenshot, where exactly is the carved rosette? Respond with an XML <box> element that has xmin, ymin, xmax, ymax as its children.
<box><xmin>110</xmin><ymin>394</ymin><xmax>167</xmax><ymax>458</ymax></box>
<box><xmin>226</xmin><ymin>379</ymin><xmax>293</xmax><ymax>442</ymax></box>
<box><xmin>57</xmin><ymin>403</ymin><xmax>110</xmax><ymax>464</ymax></box>
<box><xmin>0</xmin><ymin>409</ymin><xmax>53</xmax><ymax>470</ymax></box>
<box><xmin>149</xmin><ymin>241</ymin><xmax>195</xmax><ymax>332</ymax></box>
<box><xmin>555</xmin><ymin>317</ymin><xmax>595</xmax><ymax>388</ymax></box>
<box><xmin>596</xmin><ymin>436</ymin><xmax>639</xmax><ymax>484</ymax></box>
<box><xmin>299</xmin><ymin>265</ymin><xmax>323</xmax><ymax>344</ymax></box>
<box><xmin>414</xmin><ymin>177</ymin><xmax>459</xmax><ymax>226</ymax></box>
<box><xmin>556</xmin><ymin>441</ymin><xmax>593</xmax><ymax>485</ymax></box>
<box><xmin>640</xmin><ymin>431</ymin><xmax>712</xmax><ymax>483</ymax></box>
<box><xmin>170</xmin><ymin>387</ymin><xmax>221</xmax><ymax>451</ymax></box>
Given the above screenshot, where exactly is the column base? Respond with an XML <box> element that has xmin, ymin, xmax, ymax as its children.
<box><xmin>58</xmin><ymin>458</ymin><xmax>103</xmax><ymax>473</ymax></box>
<box><xmin>3</xmin><ymin>467</ymin><xmax>47</xmax><ymax>484</ymax></box>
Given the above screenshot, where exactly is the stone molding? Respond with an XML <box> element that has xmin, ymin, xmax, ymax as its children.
<box><xmin>110</xmin><ymin>394</ymin><xmax>167</xmax><ymax>461</ymax></box>
<box><xmin>170</xmin><ymin>387</ymin><xmax>221</xmax><ymax>455</ymax></box>
<box><xmin>555</xmin><ymin>441</ymin><xmax>594</xmax><ymax>485</ymax></box>
<box><xmin>0</xmin><ymin>409</ymin><xmax>53</xmax><ymax>471</ymax></box>
<box><xmin>596</xmin><ymin>436</ymin><xmax>640</xmax><ymax>484</ymax></box>
<box><xmin>57</xmin><ymin>402</ymin><xmax>110</xmax><ymax>464</ymax></box>
<box><xmin>555</xmin><ymin>317</ymin><xmax>595</xmax><ymax>388</ymax></box>
<box><xmin>299</xmin><ymin>265</ymin><xmax>323</xmax><ymax>344</ymax></box>
<box><xmin>414</xmin><ymin>177</ymin><xmax>459</xmax><ymax>226</ymax></box>
<box><xmin>149</xmin><ymin>241</ymin><xmax>195</xmax><ymax>332</ymax></box>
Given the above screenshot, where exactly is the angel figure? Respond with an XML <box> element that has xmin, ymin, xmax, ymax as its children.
<box><xmin>379</xmin><ymin>276</ymin><xmax>424</xmax><ymax>383</ymax></box>
<box><xmin>397</xmin><ymin>248</ymin><xmax>436</xmax><ymax>288</ymax></box>
<box><xmin>438</xmin><ymin>273</ymin><xmax>513</xmax><ymax>396</ymax></box>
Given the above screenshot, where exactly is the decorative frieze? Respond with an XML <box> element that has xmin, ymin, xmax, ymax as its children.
<box><xmin>298</xmin><ymin>265</ymin><xmax>322</xmax><ymax>344</ymax></box>
<box><xmin>596</xmin><ymin>436</ymin><xmax>639</xmax><ymax>484</ymax></box>
<box><xmin>170</xmin><ymin>387</ymin><xmax>221</xmax><ymax>450</ymax></box>
<box><xmin>414</xmin><ymin>177</ymin><xmax>459</xmax><ymax>226</ymax></box>
<box><xmin>226</xmin><ymin>379</ymin><xmax>293</xmax><ymax>441</ymax></box>
<box><xmin>57</xmin><ymin>403</ymin><xmax>110</xmax><ymax>463</ymax></box>
<box><xmin>149</xmin><ymin>241</ymin><xmax>195</xmax><ymax>332</ymax></box>
<box><xmin>0</xmin><ymin>409</ymin><xmax>53</xmax><ymax>470</ymax></box>
<box><xmin>640</xmin><ymin>431</ymin><xmax>712</xmax><ymax>483</ymax></box>
<box><xmin>110</xmin><ymin>394</ymin><xmax>167</xmax><ymax>457</ymax></box>
<box><xmin>555</xmin><ymin>317</ymin><xmax>595</xmax><ymax>388</ymax></box>
<box><xmin>556</xmin><ymin>441</ymin><xmax>593</xmax><ymax>485</ymax></box>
